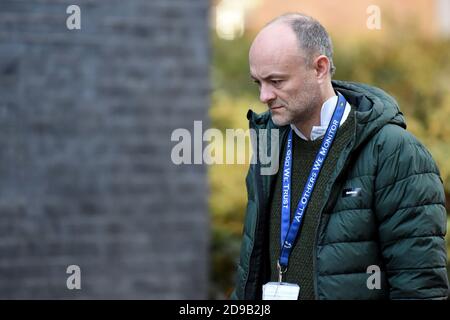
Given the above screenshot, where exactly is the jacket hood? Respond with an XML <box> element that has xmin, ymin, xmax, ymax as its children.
<box><xmin>332</xmin><ymin>80</ymin><xmax>406</xmax><ymax>149</ymax></box>
<box><xmin>247</xmin><ymin>80</ymin><xmax>406</xmax><ymax>150</ymax></box>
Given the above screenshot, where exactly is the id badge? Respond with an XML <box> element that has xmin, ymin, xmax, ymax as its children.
<box><xmin>262</xmin><ymin>282</ymin><xmax>300</xmax><ymax>300</ymax></box>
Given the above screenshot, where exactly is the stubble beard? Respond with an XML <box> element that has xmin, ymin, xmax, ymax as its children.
<box><xmin>291</xmin><ymin>93</ymin><xmax>320</xmax><ymax>128</ymax></box>
<box><xmin>271</xmin><ymin>92</ymin><xmax>319</xmax><ymax>128</ymax></box>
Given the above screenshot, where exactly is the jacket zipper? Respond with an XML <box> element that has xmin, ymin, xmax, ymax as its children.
<box><xmin>243</xmin><ymin>119</ymin><xmax>289</xmax><ymax>298</ymax></box>
<box><xmin>243</xmin><ymin>113</ymin><xmax>266</xmax><ymax>299</ymax></box>
<box><xmin>313</xmin><ymin>137</ymin><xmax>356</xmax><ymax>299</ymax></box>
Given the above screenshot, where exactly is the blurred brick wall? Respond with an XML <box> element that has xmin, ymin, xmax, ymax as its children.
<box><xmin>0</xmin><ymin>0</ymin><xmax>209</xmax><ymax>299</ymax></box>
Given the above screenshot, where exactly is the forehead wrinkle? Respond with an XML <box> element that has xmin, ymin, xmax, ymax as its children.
<box><xmin>256</xmin><ymin>68</ymin><xmax>289</xmax><ymax>80</ymax></box>
<box><xmin>250</xmin><ymin>54</ymin><xmax>302</xmax><ymax>80</ymax></box>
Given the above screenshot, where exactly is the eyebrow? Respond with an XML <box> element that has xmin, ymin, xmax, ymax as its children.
<box><xmin>250</xmin><ymin>72</ymin><xmax>287</xmax><ymax>80</ymax></box>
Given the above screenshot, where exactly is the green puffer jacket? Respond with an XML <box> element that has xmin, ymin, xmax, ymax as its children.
<box><xmin>231</xmin><ymin>80</ymin><xmax>449</xmax><ymax>300</ymax></box>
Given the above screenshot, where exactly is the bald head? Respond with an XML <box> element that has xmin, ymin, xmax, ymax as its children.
<box><xmin>249</xmin><ymin>22</ymin><xmax>304</xmax><ymax>70</ymax></box>
<box><xmin>251</xmin><ymin>13</ymin><xmax>335</xmax><ymax>76</ymax></box>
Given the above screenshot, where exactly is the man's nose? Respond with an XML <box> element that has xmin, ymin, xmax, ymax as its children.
<box><xmin>259</xmin><ymin>84</ymin><xmax>276</xmax><ymax>104</ymax></box>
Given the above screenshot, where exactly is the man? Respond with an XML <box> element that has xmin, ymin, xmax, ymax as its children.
<box><xmin>232</xmin><ymin>13</ymin><xmax>449</xmax><ymax>300</ymax></box>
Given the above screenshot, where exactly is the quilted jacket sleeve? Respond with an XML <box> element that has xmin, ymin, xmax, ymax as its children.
<box><xmin>374</xmin><ymin>124</ymin><xmax>449</xmax><ymax>299</ymax></box>
<box><xmin>230</xmin><ymin>162</ymin><xmax>257</xmax><ymax>300</ymax></box>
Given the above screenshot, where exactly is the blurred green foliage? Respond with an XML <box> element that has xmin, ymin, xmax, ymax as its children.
<box><xmin>209</xmin><ymin>21</ymin><xmax>450</xmax><ymax>299</ymax></box>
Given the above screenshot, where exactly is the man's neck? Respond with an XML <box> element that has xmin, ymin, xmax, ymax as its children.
<box><xmin>294</xmin><ymin>84</ymin><xmax>336</xmax><ymax>140</ymax></box>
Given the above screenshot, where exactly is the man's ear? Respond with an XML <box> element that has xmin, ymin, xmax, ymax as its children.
<box><xmin>314</xmin><ymin>55</ymin><xmax>330</xmax><ymax>82</ymax></box>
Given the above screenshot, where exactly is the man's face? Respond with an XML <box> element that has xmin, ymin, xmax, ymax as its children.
<box><xmin>249</xmin><ymin>23</ymin><xmax>320</xmax><ymax>127</ymax></box>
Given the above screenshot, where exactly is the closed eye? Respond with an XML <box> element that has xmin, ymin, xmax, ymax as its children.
<box><xmin>270</xmin><ymin>79</ymin><xmax>283</xmax><ymax>86</ymax></box>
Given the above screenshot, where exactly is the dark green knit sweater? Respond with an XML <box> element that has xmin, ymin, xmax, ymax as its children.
<box><xmin>269</xmin><ymin>108</ymin><xmax>355</xmax><ymax>300</ymax></box>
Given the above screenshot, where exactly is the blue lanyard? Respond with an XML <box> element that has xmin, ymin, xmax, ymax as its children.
<box><xmin>279</xmin><ymin>93</ymin><xmax>347</xmax><ymax>273</ymax></box>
